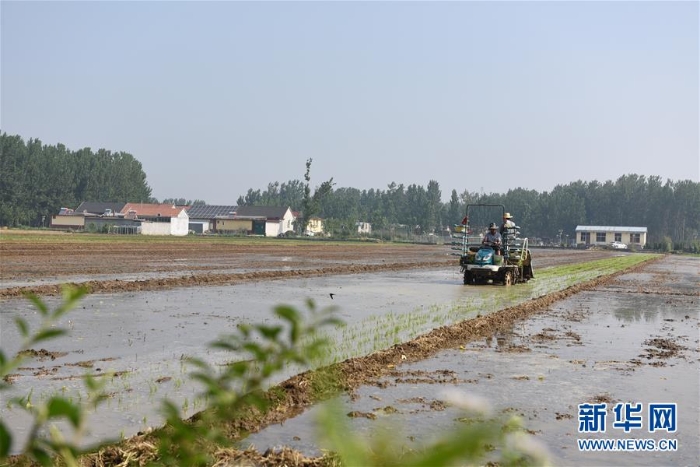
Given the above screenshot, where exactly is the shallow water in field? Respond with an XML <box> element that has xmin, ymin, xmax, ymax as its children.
<box><xmin>0</xmin><ymin>264</ymin><xmax>540</xmax><ymax>452</ymax></box>
<box><xmin>242</xmin><ymin>256</ymin><xmax>700</xmax><ymax>467</ymax></box>
<box><xmin>1</xmin><ymin>255</ymin><xmax>697</xmax><ymax>465</ymax></box>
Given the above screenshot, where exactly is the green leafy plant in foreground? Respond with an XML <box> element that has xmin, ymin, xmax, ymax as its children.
<box><xmin>1</xmin><ymin>289</ymin><xmax>549</xmax><ymax>466</ymax></box>
<box><xmin>318</xmin><ymin>394</ymin><xmax>550</xmax><ymax>467</ymax></box>
<box><xmin>0</xmin><ymin>286</ymin><xmax>110</xmax><ymax>466</ymax></box>
<box><xmin>153</xmin><ymin>299</ymin><xmax>343</xmax><ymax>465</ymax></box>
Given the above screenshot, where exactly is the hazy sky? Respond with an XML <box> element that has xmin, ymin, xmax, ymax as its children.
<box><xmin>2</xmin><ymin>1</ymin><xmax>698</xmax><ymax>204</ymax></box>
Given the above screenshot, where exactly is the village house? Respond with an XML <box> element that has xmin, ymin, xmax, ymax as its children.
<box><xmin>51</xmin><ymin>202</ymin><xmax>129</xmax><ymax>231</ymax></box>
<box><xmin>356</xmin><ymin>221</ymin><xmax>372</xmax><ymax>235</ymax></box>
<box><xmin>121</xmin><ymin>203</ymin><xmax>189</xmax><ymax>236</ymax></box>
<box><xmin>305</xmin><ymin>217</ymin><xmax>325</xmax><ymax>236</ymax></box>
<box><xmin>575</xmin><ymin>225</ymin><xmax>648</xmax><ymax>248</ymax></box>
<box><xmin>214</xmin><ymin>206</ymin><xmax>295</xmax><ymax>237</ymax></box>
<box><xmin>51</xmin><ymin>202</ymin><xmax>189</xmax><ymax>236</ymax></box>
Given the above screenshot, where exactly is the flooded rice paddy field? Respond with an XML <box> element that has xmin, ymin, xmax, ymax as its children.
<box><xmin>0</xmin><ymin>235</ymin><xmax>612</xmax><ymax>297</ymax></box>
<box><xmin>0</xmin><ymin>235</ymin><xmax>456</xmax><ymax>294</ymax></box>
<box><xmin>1</xmin><ymin>264</ymin><xmax>566</xmax><ymax>450</ymax></box>
<box><xmin>243</xmin><ymin>256</ymin><xmax>699</xmax><ymax>466</ymax></box>
<box><xmin>1</xmin><ymin>240</ymin><xmax>697</xmax><ymax>465</ymax></box>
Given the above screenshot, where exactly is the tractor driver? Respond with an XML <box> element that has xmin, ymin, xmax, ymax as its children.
<box><xmin>482</xmin><ymin>223</ymin><xmax>502</xmax><ymax>254</ymax></box>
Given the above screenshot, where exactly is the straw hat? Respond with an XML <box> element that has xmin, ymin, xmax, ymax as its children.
<box><xmin>503</xmin><ymin>213</ymin><xmax>512</xmax><ymax>219</ymax></box>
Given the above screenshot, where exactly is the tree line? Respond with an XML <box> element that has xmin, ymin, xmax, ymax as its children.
<box><xmin>1</xmin><ymin>133</ymin><xmax>697</xmax><ymax>248</ymax></box>
<box><xmin>239</xmin><ymin>175</ymin><xmax>700</xmax><ymax>248</ymax></box>
<box><xmin>0</xmin><ymin>133</ymin><xmax>153</xmax><ymax>227</ymax></box>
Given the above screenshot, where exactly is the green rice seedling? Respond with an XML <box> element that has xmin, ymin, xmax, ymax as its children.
<box><xmin>1</xmin><ymin>283</ymin><xmax>557</xmax><ymax>466</ymax></box>
<box><xmin>0</xmin><ymin>286</ymin><xmax>112</xmax><ymax>464</ymax></box>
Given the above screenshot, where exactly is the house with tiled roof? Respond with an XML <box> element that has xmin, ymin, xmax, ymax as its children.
<box><xmin>121</xmin><ymin>203</ymin><xmax>189</xmax><ymax>236</ymax></box>
<box><xmin>51</xmin><ymin>202</ymin><xmax>189</xmax><ymax>235</ymax></box>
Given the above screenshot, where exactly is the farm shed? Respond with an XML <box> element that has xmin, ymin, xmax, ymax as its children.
<box><xmin>215</xmin><ymin>216</ymin><xmax>266</xmax><ymax>235</ymax></box>
<box><xmin>51</xmin><ymin>208</ymin><xmax>85</xmax><ymax>230</ymax></box>
<box><xmin>234</xmin><ymin>206</ymin><xmax>295</xmax><ymax>237</ymax></box>
<box><xmin>575</xmin><ymin>225</ymin><xmax>647</xmax><ymax>248</ymax></box>
<box><xmin>51</xmin><ymin>203</ymin><xmax>128</xmax><ymax>231</ymax></box>
<box><xmin>186</xmin><ymin>205</ymin><xmax>238</xmax><ymax>233</ymax></box>
<box><xmin>82</xmin><ymin>216</ymin><xmax>141</xmax><ymax>233</ymax></box>
<box><xmin>74</xmin><ymin>202</ymin><xmax>127</xmax><ymax>216</ymax></box>
<box><xmin>52</xmin><ymin>202</ymin><xmax>130</xmax><ymax>230</ymax></box>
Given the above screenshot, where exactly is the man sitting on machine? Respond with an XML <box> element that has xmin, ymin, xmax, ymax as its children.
<box><xmin>482</xmin><ymin>222</ymin><xmax>502</xmax><ymax>255</ymax></box>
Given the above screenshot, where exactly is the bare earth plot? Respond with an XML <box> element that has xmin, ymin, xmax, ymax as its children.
<box><xmin>2</xmin><ymin>232</ymin><xmax>696</xmax><ymax>465</ymax></box>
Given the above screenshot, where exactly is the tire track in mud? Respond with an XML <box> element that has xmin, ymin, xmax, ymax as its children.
<box><xmin>84</xmin><ymin>257</ymin><xmax>663</xmax><ymax>466</ymax></box>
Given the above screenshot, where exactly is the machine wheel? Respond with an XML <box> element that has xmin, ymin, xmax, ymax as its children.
<box><xmin>503</xmin><ymin>270</ymin><xmax>513</xmax><ymax>286</ymax></box>
<box><xmin>463</xmin><ymin>271</ymin><xmax>473</xmax><ymax>285</ymax></box>
<box><xmin>525</xmin><ymin>264</ymin><xmax>534</xmax><ymax>280</ymax></box>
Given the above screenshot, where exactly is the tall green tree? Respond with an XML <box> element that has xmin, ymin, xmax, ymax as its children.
<box><xmin>232</xmin><ymin>172</ymin><xmax>700</xmax><ymax>246</ymax></box>
<box><xmin>0</xmin><ymin>133</ymin><xmax>152</xmax><ymax>227</ymax></box>
<box><xmin>299</xmin><ymin>158</ymin><xmax>334</xmax><ymax>233</ymax></box>
<box><xmin>425</xmin><ymin>180</ymin><xmax>443</xmax><ymax>233</ymax></box>
<box><xmin>446</xmin><ymin>189</ymin><xmax>462</xmax><ymax>228</ymax></box>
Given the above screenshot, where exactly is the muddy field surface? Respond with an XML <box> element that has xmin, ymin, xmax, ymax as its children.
<box><xmin>0</xmin><ymin>233</ymin><xmax>612</xmax><ymax>297</ymax></box>
<box><xmin>242</xmin><ymin>256</ymin><xmax>699</xmax><ymax>467</ymax></box>
<box><xmin>2</xmin><ymin>234</ymin><xmax>694</xmax><ymax>466</ymax></box>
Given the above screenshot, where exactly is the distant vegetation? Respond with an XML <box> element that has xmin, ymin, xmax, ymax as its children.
<box><xmin>160</xmin><ymin>198</ymin><xmax>207</xmax><ymax>206</ymax></box>
<box><xmin>239</xmin><ymin>176</ymin><xmax>700</xmax><ymax>249</ymax></box>
<box><xmin>1</xmin><ymin>132</ymin><xmax>698</xmax><ymax>249</ymax></box>
<box><xmin>0</xmin><ymin>133</ymin><xmax>152</xmax><ymax>227</ymax></box>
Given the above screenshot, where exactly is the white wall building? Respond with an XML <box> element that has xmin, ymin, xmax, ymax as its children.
<box><xmin>235</xmin><ymin>206</ymin><xmax>294</xmax><ymax>237</ymax></box>
<box><xmin>141</xmin><ymin>209</ymin><xmax>189</xmax><ymax>236</ymax></box>
<box><xmin>356</xmin><ymin>222</ymin><xmax>372</xmax><ymax>235</ymax></box>
<box><xmin>575</xmin><ymin>225</ymin><xmax>648</xmax><ymax>248</ymax></box>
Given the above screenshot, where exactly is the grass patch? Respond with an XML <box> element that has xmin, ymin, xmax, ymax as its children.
<box><xmin>0</xmin><ymin>230</ymin><xmax>425</xmax><ymax>248</ymax></box>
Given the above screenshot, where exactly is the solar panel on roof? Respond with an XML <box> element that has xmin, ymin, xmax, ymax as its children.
<box><xmin>187</xmin><ymin>205</ymin><xmax>238</xmax><ymax>218</ymax></box>
<box><xmin>235</xmin><ymin>206</ymin><xmax>288</xmax><ymax>218</ymax></box>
